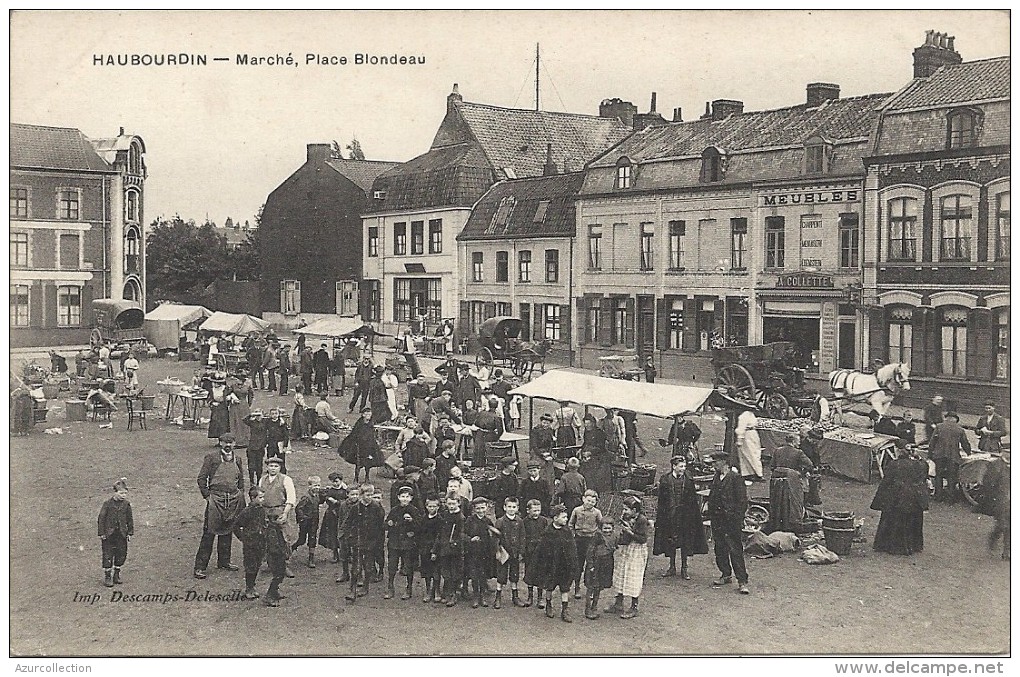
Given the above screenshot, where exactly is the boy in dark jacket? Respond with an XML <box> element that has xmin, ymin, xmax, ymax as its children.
<box><xmin>521</xmin><ymin>461</ymin><xmax>553</xmax><ymax>516</ymax></box>
<box><xmin>495</xmin><ymin>497</ymin><xmax>528</xmax><ymax>609</ymax></box>
<box><xmin>522</xmin><ymin>498</ymin><xmax>551</xmax><ymax>607</ymax></box>
<box><xmin>243</xmin><ymin>410</ymin><xmax>268</xmax><ymax>486</ymax></box>
<box><xmin>292</xmin><ymin>476</ymin><xmax>324</xmax><ymax>568</ymax></box>
<box><xmin>385</xmin><ymin>486</ymin><xmax>421</xmax><ymax>600</ymax></box>
<box><xmin>342</xmin><ymin>484</ymin><xmax>386</xmax><ymax>602</ymax></box>
<box><xmin>437</xmin><ymin>495</ymin><xmax>466</xmax><ymax>606</ymax></box>
<box><xmin>418</xmin><ymin>496</ymin><xmax>444</xmax><ymax>603</ymax></box>
<box><xmin>533</xmin><ymin>504</ymin><xmax>578</xmax><ymax>623</ymax></box>
<box><xmin>464</xmin><ymin>497</ymin><xmax>498</xmax><ymax>609</ymax></box>
<box><xmin>98</xmin><ymin>478</ymin><xmax>134</xmax><ymax>587</ymax></box>
<box><xmin>334</xmin><ymin>487</ymin><xmax>360</xmax><ymax>584</ymax></box>
<box><xmin>583</xmin><ymin>518</ymin><xmax>617</xmax><ymax>620</ymax></box>
<box><xmin>233</xmin><ymin>486</ymin><xmax>268</xmax><ymax>599</ymax></box>
<box><xmin>318</xmin><ymin>472</ymin><xmax>348</xmax><ymax>564</ymax></box>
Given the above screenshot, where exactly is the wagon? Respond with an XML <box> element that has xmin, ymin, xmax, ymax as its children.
<box><xmin>711</xmin><ymin>341</ymin><xmax>816</xmax><ymax>419</ymax></box>
<box><xmin>473</xmin><ymin>316</ymin><xmax>553</xmax><ymax>379</ymax></box>
<box><xmin>90</xmin><ymin>299</ymin><xmax>148</xmax><ymax>352</ymax></box>
<box><xmin>598</xmin><ymin>354</ymin><xmax>644</xmax><ymax>381</ymax></box>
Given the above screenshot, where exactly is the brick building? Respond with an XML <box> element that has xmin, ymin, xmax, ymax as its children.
<box><xmin>575</xmin><ymin>89</ymin><xmax>888</xmax><ymax>381</ymax></box>
<box><xmin>863</xmin><ymin>34</ymin><xmax>1010</xmax><ymax>414</ymax></box>
<box><xmin>10</xmin><ymin>123</ymin><xmax>146</xmax><ymax>348</ymax></box>
<box><xmin>362</xmin><ymin>85</ymin><xmax>632</xmax><ymax>338</ymax></box>
<box><xmin>259</xmin><ymin>143</ymin><xmax>396</xmax><ymax>328</ymax></box>
<box><xmin>457</xmin><ymin>170</ymin><xmax>583</xmax><ymax>362</ymax></box>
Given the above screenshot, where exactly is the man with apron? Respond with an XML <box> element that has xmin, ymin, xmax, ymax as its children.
<box><xmin>194</xmin><ymin>434</ymin><xmax>246</xmax><ymax>579</ymax></box>
<box><xmin>258</xmin><ymin>456</ymin><xmax>298</xmax><ymax>605</ymax></box>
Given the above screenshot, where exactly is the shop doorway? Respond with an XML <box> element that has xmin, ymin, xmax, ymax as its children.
<box><xmin>763</xmin><ymin>316</ymin><xmax>820</xmax><ymax>372</ymax></box>
<box><xmin>838</xmin><ymin>321</ymin><xmax>856</xmax><ymax>369</ymax></box>
<box><xmin>637</xmin><ymin>295</ymin><xmax>655</xmax><ymax>357</ymax></box>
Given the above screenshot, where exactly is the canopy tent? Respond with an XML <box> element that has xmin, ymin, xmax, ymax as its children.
<box><xmin>509</xmin><ymin>369</ymin><xmax>714</xmax><ymax>419</ymax></box>
<box><xmin>198</xmin><ymin>311</ymin><xmax>270</xmax><ymax>336</ymax></box>
<box><xmin>143</xmin><ymin>304</ymin><xmax>212</xmax><ymax>350</ymax></box>
<box><xmin>293</xmin><ymin>316</ymin><xmax>369</xmax><ymax>338</ymax></box>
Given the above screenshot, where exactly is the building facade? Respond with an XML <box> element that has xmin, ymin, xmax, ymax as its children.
<box><xmin>575</xmin><ymin>88</ymin><xmax>887</xmax><ymax>382</ymax></box>
<box><xmin>863</xmin><ymin>37</ymin><xmax>1010</xmax><ymax>414</ymax></box>
<box><xmin>10</xmin><ymin>124</ymin><xmax>146</xmax><ymax>348</ymax></box>
<box><xmin>458</xmin><ymin>172</ymin><xmax>583</xmax><ymax>362</ymax></box>
<box><xmin>259</xmin><ymin>143</ymin><xmax>396</xmax><ymax>328</ymax></box>
<box><xmin>363</xmin><ymin>85</ymin><xmax>632</xmax><ymax>338</ymax></box>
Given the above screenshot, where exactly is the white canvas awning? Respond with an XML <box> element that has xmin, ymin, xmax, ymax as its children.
<box><xmin>143</xmin><ymin>304</ymin><xmax>212</xmax><ymax>350</ymax></box>
<box><xmin>509</xmin><ymin>369</ymin><xmax>714</xmax><ymax>419</ymax></box>
<box><xmin>293</xmin><ymin>316</ymin><xmax>367</xmax><ymax>337</ymax></box>
<box><xmin>199</xmin><ymin>311</ymin><xmax>270</xmax><ymax>335</ymax></box>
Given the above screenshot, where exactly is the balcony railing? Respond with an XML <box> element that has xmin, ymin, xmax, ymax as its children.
<box><xmin>940</xmin><ymin>237</ymin><xmax>971</xmax><ymax>261</ymax></box>
<box><xmin>887</xmin><ymin>238</ymin><xmax>917</xmax><ymax>262</ymax></box>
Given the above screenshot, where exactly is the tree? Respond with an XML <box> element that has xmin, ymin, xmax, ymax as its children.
<box><xmin>330</xmin><ymin>140</ymin><xmax>344</xmax><ymax>159</ymax></box>
<box><xmin>346</xmin><ymin>137</ymin><xmax>365</xmax><ymax>160</ymax></box>
<box><xmin>146</xmin><ymin>216</ymin><xmax>230</xmax><ymax>305</ymax></box>
<box><xmin>228</xmin><ymin>229</ymin><xmax>260</xmax><ymax>282</ymax></box>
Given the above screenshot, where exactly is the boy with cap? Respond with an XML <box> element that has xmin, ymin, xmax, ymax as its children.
<box><xmin>416</xmin><ymin>458</ymin><xmax>442</xmax><ymax>505</ymax></box>
<box><xmin>318</xmin><ymin>473</ymin><xmax>348</xmax><ymax>563</ymax></box>
<box><xmin>258</xmin><ymin>456</ymin><xmax>294</xmax><ymax>606</ymax></box>
<box><xmin>706</xmin><ymin>449</ymin><xmax>750</xmax><ymax>595</ymax></box>
<box><xmin>489</xmin><ymin>456</ymin><xmax>521</xmax><ymax>519</ymax></box>
<box><xmin>342</xmin><ymin>484</ymin><xmax>386</xmax><ymax>602</ymax></box>
<box><xmin>233</xmin><ymin>486</ymin><xmax>269</xmax><ymax>600</ymax></box>
<box><xmin>464</xmin><ymin>497</ymin><xmax>499</xmax><ymax>608</ymax></box>
<box><xmin>98</xmin><ymin>478</ymin><xmax>133</xmax><ymax>587</ymax></box>
<box><xmin>494</xmin><ymin>497</ymin><xmax>528</xmax><ymax>608</ymax></box>
<box><xmin>522</xmin><ymin>498</ymin><xmax>551</xmax><ymax>607</ymax></box>
<box><xmin>334</xmin><ymin>487</ymin><xmax>360</xmax><ymax>583</ymax></box>
<box><xmin>292</xmin><ymin>476</ymin><xmax>324</xmax><ymax>568</ymax></box>
<box><xmin>435</xmin><ymin>441</ymin><xmax>459</xmax><ymax>486</ymax></box>
<box><xmin>242</xmin><ymin>410</ymin><xmax>268</xmax><ymax>486</ymax></box>
<box><xmin>437</xmin><ymin>494</ymin><xmax>467</xmax><ymax>606</ymax></box>
<box><xmin>384</xmin><ymin>486</ymin><xmax>421</xmax><ymax>600</ymax></box>
<box><xmin>403</xmin><ymin>427</ymin><xmax>430</xmax><ymax>471</ymax></box>
<box><xmin>418</xmin><ymin>495</ymin><xmax>444</xmax><ymax>603</ymax></box>
<box><xmin>521</xmin><ymin>460</ymin><xmax>553</xmax><ymax>516</ymax></box>
<box><xmin>530</xmin><ymin>413</ymin><xmax>555</xmax><ymax>456</ymax></box>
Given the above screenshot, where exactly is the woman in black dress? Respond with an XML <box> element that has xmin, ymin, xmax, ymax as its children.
<box><xmin>339</xmin><ymin>408</ymin><xmax>383</xmax><ymax>483</ymax></box>
<box><xmin>871</xmin><ymin>442</ymin><xmax>929</xmax><ymax>555</ymax></box>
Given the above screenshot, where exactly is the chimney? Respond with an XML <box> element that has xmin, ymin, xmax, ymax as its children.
<box><xmin>710</xmin><ymin>99</ymin><xmax>744</xmax><ymax>121</ymax></box>
<box><xmin>632</xmin><ymin>92</ymin><xmax>668</xmax><ymax>131</ymax></box>
<box><xmin>650</xmin><ymin>92</ymin><xmax>657</xmax><ymax>112</ymax></box>
<box><xmin>543</xmin><ymin>143</ymin><xmax>557</xmax><ymax>176</ymax></box>
<box><xmin>912</xmin><ymin>30</ymin><xmax>962</xmax><ymax>78</ymax></box>
<box><xmin>672</xmin><ymin>107</ymin><xmax>683</xmax><ymax>123</ymax></box>
<box><xmin>806</xmin><ymin>83</ymin><xmax>840</xmax><ymax>107</ymax></box>
<box><xmin>306</xmin><ymin>143</ymin><xmax>331</xmax><ymax>163</ymax></box>
<box><xmin>447</xmin><ymin>83</ymin><xmax>463</xmax><ymax>112</ymax></box>
<box><xmin>700</xmin><ymin>102</ymin><xmax>712</xmax><ymax>120</ymax></box>
<box><xmin>599</xmin><ymin>98</ymin><xmax>637</xmax><ymax>128</ymax></box>
<box><xmin>119</xmin><ymin>126</ymin><xmax>125</xmax><ymax>136</ymax></box>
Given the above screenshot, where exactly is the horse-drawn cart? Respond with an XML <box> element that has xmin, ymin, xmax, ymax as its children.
<box><xmin>598</xmin><ymin>353</ymin><xmax>644</xmax><ymax>381</ymax></box>
<box><xmin>711</xmin><ymin>341</ymin><xmax>816</xmax><ymax>419</ymax></box>
<box><xmin>473</xmin><ymin>316</ymin><xmax>552</xmax><ymax>379</ymax></box>
<box><xmin>90</xmin><ymin>299</ymin><xmax>148</xmax><ymax>353</ymax></box>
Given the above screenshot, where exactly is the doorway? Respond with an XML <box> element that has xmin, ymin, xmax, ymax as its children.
<box><xmin>637</xmin><ymin>295</ymin><xmax>655</xmax><ymax>357</ymax></box>
<box><xmin>838</xmin><ymin>321</ymin><xmax>856</xmax><ymax>369</ymax></box>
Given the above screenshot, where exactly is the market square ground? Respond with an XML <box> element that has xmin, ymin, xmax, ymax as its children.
<box><xmin>9</xmin><ymin>356</ymin><xmax>1009</xmax><ymax>656</ymax></box>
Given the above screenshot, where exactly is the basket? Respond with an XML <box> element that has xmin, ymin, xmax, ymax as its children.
<box><xmin>629</xmin><ymin>464</ymin><xmax>657</xmax><ymax>493</ymax></box>
<box><xmin>139</xmin><ymin>395</ymin><xmax>156</xmax><ymax>411</ymax></box>
<box><xmin>182</xmin><ymin>417</ymin><xmax>197</xmax><ymax>430</ymax></box>
<box><xmin>611</xmin><ymin>465</ymin><xmax>631</xmax><ymax>492</ymax></box>
<box><xmin>823</xmin><ymin>527</ymin><xmax>855</xmax><ymax>555</ymax></box>
<box><xmin>822</xmin><ymin>511</ymin><xmax>855</xmax><ymax>530</ymax></box>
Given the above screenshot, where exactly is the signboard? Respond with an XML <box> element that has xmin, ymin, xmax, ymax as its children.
<box><xmin>800</xmin><ymin>215</ymin><xmax>823</xmax><ymax>270</ymax></box>
<box><xmin>762</xmin><ymin>189</ymin><xmax>860</xmax><ymax>206</ymax></box>
<box><xmin>775</xmin><ymin>272</ymin><xmax>835</xmax><ymax>289</ymax></box>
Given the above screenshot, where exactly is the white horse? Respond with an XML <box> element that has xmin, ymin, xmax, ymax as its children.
<box><xmin>826</xmin><ymin>363</ymin><xmax>911</xmax><ymax>419</ymax></box>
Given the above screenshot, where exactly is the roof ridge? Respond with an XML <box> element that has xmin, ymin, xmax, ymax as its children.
<box><xmin>326</xmin><ymin>158</ymin><xmax>400</xmax><ymax>165</ymax></box>
<box><xmin>491</xmin><ymin>170</ymin><xmax>585</xmax><ymax>183</ymax></box>
<box><xmin>460</xmin><ymin>100</ymin><xmax>619</xmax><ymax>122</ymax></box>
<box><xmin>11</xmin><ymin>122</ymin><xmax>87</xmax><ymax>132</ymax></box>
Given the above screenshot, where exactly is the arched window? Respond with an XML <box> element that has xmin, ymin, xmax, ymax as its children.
<box><xmin>700</xmin><ymin>147</ymin><xmax>724</xmax><ymax>183</ymax></box>
<box><xmin>128</xmin><ymin>143</ymin><xmax>142</xmax><ymax>175</ymax></box>
<box><xmin>995</xmin><ymin>309</ymin><xmax>1009</xmax><ymax>380</ymax></box>
<box><xmin>939</xmin><ymin>306</ymin><xmax>968</xmax><ymax>377</ymax></box>
<box><xmin>939</xmin><ymin>194</ymin><xmax>973</xmax><ymax>261</ymax></box>
<box><xmin>615</xmin><ymin>158</ymin><xmax>633</xmax><ymax>189</ymax></box>
<box><xmin>126</xmin><ymin>190</ymin><xmax>139</xmax><ymax>223</ymax></box>
<box><xmin>947</xmin><ymin>109</ymin><xmax>978</xmax><ymax>149</ymax></box>
<box><xmin>125</xmin><ymin>227</ymin><xmax>140</xmax><ymax>274</ymax></box>
<box><xmin>887</xmin><ymin>305</ymin><xmax>914</xmax><ymax>364</ymax></box>
<box><xmin>123</xmin><ymin>279</ymin><xmax>141</xmax><ymax>302</ymax></box>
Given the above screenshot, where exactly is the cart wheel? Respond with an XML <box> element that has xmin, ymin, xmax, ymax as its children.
<box><xmin>477</xmin><ymin>347</ymin><xmax>494</xmax><ymax>370</ymax></box>
<box><xmin>961</xmin><ymin>481</ymin><xmax>982</xmax><ymax>508</ymax></box>
<box><xmin>90</xmin><ymin>329</ymin><xmax>103</xmax><ymax>349</ymax></box>
<box><xmin>761</xmin><ymin>392</ymin><xmax>790</xmax><ymax>419</ymax></box>
<box><xmin>717</xmin><ymin>364</ymin><xmax>756</xmax><ymax>405</ymax></box>
<box><xmin>511</xmin><ymin>357</ymin><xmax>527</xmax><ymax>377</ymax></box>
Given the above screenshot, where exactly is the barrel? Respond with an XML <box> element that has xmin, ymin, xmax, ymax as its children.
<box><xmin>630</xmin><ymin>464</ymin><xmax>657</xmax><ymax>493</ymax></box>
<box><xmin>822</xmin><ymin>511</ymin><xmax>855</xmax><ymax>530</ymax></box>
<box><xmin>823</xmin><ymin>527</ymin><xmax>855</xmax><ymax>555</ymax></box>
<box><xmin>65</xmin><ymin>399</ymin><xmax>87</xmax><ymax>422</ymax></box>
<box><xmin>139</xmin><ymin>395</ymin><xmax>156</xmax><ymax>411</ymax></box>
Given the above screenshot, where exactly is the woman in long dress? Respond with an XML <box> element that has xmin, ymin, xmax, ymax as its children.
<box><xmin>382</xmin><ymin>365</ymin><xmax>400</xmax><ymax>420</ymax></box>
<box><xmin>871</xmin><ymin>442</ymin><xmax>929</xmax><ymax>555</ymax></box>
<box><xmin>735</xmin><ymin>409</ymin><xmax>763</xmax><ymax>480</ymax></box>
<box><xmin>339</xmin><ymin>408</ymin><xmax>383</xmax><ymax>483</ymax></box>
<box><xmin>553</xmin><ymin>401</ymin><xmax>582</xmax><ymax>447</ymax></box>
<box><xmin>206</xmin><ymin>374</ymin><xmax>230</xmax><ymax>441</ymax></box>
<box><xmin>227</xmin><ymin>380</ymin><xmax>251</xmax><ymax>449</ymax></box>
<box><xmin>579</xmin><ymin>416</ymin><xmax>613</xmax><ymax>494</ymax></box>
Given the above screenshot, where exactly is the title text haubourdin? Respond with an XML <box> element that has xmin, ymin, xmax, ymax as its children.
<box><xmin>92</xmin><ymin>53</ymin><xmax>425</xmax><ymax>67</ymax></box>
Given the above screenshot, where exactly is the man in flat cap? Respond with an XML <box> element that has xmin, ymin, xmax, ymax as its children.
<box><xmin>977</xmin><ymin>401</ymin><xmax>1008</xmax><ymax>453</ymax></box>
<box><xmin>194</xmin><ymin>433</ymin><xmax>245</xmax><ymax>579</ymax></box>
<box><xmin>489</xmin><ymin>456</ymin><xmax>521</xmax><ymax>518</ymax></box>
<box><xmin>706</xmin><ymin>448</ymin><xmax>750</xmax><ymax>594</ymax></box>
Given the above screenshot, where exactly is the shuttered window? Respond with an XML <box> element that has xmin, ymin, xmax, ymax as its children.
<box><xmin>996</xmin><ymin>310</ymin><xmax>1009</xmax><ymax>380</ymax></box>
<box><xmin>281</xmin><ymin>280</ymin><xmax>301</xmax><ymax>314</ymax></box>
<box><xmin>543</xmin><ymin>304</ymin><xmax>561</xmax><ymax>341</ymax></box>
<box><xmin>887</xmin><ymin>306</ymin><xmax>913</xmax><ymax>365</ymax></box>
<box><xmin>57</xmin><ymin>285</ymin><xmax>81</xmax><ymax>327</ymax></box>
<box><xmin>939</xmin><ymin>306</ymin><xmax>968</xmax><ymax>377</ymax></box>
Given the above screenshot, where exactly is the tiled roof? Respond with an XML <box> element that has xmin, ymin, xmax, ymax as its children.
<box><xmin>10</xmin><ymin>123</ymin><xmax>113</xmax><ymax>172</ymax></box>
<box><xmin>455</xmin><ymin>102</ymin><xmax>632</xmax><ymax>178</ymax></box>
<box><xmin>367</xmin><ymin>144</ymin><xmax>494</xmax><ymax>212</ymax></box>
<box><xmin>888</xmin><ymin>57</ymin><xmax>1010</xmax><ymax>111</ymax></box>
<box><xmin>325</xmin><ymin>158</ymin><xmax>399</xmax><ymax>195</ymax></box>
<box><xmin>588</xmin><ymin>94</ymin><xmax>891</xmax><ymax>167</ymax></box>
<box><xmin>459</xmin><ymin>172</ymin><xmax>584</xmax><ymax>241</ymax></box>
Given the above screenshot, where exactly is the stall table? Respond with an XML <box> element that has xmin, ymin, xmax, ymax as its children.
<box><xmin>166</xmin><ymin>390</ymin><xmax>209</xmax><ymax>421</ymax></box>
<box><xmin>758</xmin><ymin>420</ymin><xmax>897</xmax><ymax>482</ymax></box>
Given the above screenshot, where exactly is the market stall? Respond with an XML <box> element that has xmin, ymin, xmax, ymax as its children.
<box><xmin>199</xmin><ymin>311</ymin><xmax>271</xmax><ymax>336</ymax></box>
<box><xmin>144</xmin><ymin>303</ymin><xmax>212</xmax><ymax>353</ymax></box>
<box><xmin>758</xmin><ymin>418</ymin><xmax>897</xmax><ymax>483</ymax></box>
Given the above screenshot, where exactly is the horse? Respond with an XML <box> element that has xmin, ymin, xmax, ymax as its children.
<box><xmin>826</xmin><ymin>363</ymin><xmax>911</xmax><ymax>419</ymax></box>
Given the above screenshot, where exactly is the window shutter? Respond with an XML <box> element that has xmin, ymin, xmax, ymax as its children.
<box><xmin>30</xmin><ymin>281</ymin><xmax>44</xmax><ymax>328</ymax></box>
<box><xmin>295</xmin><ymin>281</ymin><xmax>301</xmax><ymax>313</ymax></box>
<box><xmin>484</xmin><ymin>301</ymin><xmax>496</xmax><ymax>320</ymax></box>
<box><xmin>359</xmin><ymin>281</ymin><xmax>369</xmax><ymax>319</ymax></box>
<box><xmin>969</xmin><ymin>307</ymin><xmax>993</xmax><ymax>380</ymax></box>
<box><xmin>713</xmin><ymin>297</ymin><xmax>725</xmax><ymax>338</ymax></box>
<box><xmin>80</xmin><ymin>283</ymin><xmax>95</xmax><ymax>328</ymax></box>
<box><xmin>656</xmin><ymin>297</ymin><xmax>668</xmax><ymax>351</ymax></box>
<box><xmin>45</xmin><ymin>283</ymin><xmax>58</xmax><ymax>328</ymax></box>
<box><xmin>923</xmin><ymin>308</ymin><xmax>940</xmax><ymax>376</ymax></box>
<box><xmin>458</xmin><ymin>301</ymin><xmax>470</xmax><ymax>340</ymax></box>
<box><xmin>533</xmin><ymin>304</ymin><xmax>543</xmax><ymax>343</ymax></box>
<box><xmin>280</xmin><ymin>281</ymin><xmax>286</xmax><ymax>313</ymax></box>
<box><xmin>560</xmin><ymin>304</ymin><xmax>571</xmax><ymax>348</ymax></box>
<box><xmin>598</xmin><ymin>297</ymin><xmax>612</xmax><ymax>347</ymax></box>
<box><xmin>683</xmin><ymin>297</ymin><xmax>697</xmax><ymax>351</ymax></box>
<box><xmin>575</xmin><ymin>297</ymin><xmax>587</xmax><ymax>346</ymax></box>
<box><xmin>624</xmin><ymin>297</ymin><xmax>635</xmax><ymax>348</ymax></box>
<box><xmin>869</xmin><ymin>306</ymin><xmax>888</xmax><ymax>366</ymax></box>
<box><xmin>910</xmin><ymin>307</ymin><xmax>927</xmax><ymax>376</ymax></box>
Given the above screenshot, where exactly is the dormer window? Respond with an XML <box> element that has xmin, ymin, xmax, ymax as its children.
<box><xmin>615</xmin><ymin>158</ymin><xmax>633</xmax><ymax>189</ymax></box>
<box><xmin>700</xmin><ymin>147</ymin><xmax>725</xmax><ymax>183</ymax></box>
<box><xmin>947</xmin><ymin>109</ymin><xmax>978</xmax><ymax>149</ymax></box>
<box><xmin>373</xmin><ymin>190</ymin><xmax>387</xmax><ymax>200</ymax></box>
<box><xmin>488</xmin><ymin>196</ymin><xmax>516</xmax><ymax>234</ymax></box>
<box><xmin>803</xmin><ymin>136</ymin><xmax>832</xmax><ymax>174</ymax></box>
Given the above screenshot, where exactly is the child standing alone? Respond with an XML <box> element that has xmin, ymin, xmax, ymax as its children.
<box><xmin>98</xmin><ymin>478</ymin><xmax>134</xmax><ymax>587</ymax></box>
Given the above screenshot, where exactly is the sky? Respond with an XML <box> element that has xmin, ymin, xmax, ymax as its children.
<box><xmin>9</xmin><ymin>10</ymin><xmax>1011</xmax><ymax>227</ymax></box>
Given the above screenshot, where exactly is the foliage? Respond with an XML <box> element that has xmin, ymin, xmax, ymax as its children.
<box><xmin>145</xmin><ymin>215</ymin><xmax>241</xmax><ymax>305</ymax></box>
<box><xmin>346</xmin><ymin>137</ymin><xmax>365</xmax><ymax>160</ymax></box>
<box><xmin>228</xmin><ymin>228</ymin><xmax>260</xmax><ymax>282</ymax></box>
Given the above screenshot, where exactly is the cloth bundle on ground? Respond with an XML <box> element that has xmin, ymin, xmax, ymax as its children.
<box><xmin>800</xmin><ymin>544</ymin><xmax>839</xmax><ymax>565</ymax></box>
<box><xmin>744</xmin><ymin>530</ymin><xmax>801</xmax><ymax>558</ymax></box>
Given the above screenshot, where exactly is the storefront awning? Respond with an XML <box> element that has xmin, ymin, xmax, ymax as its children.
<box><xmin>756</xmin><ymin>288</ymin><xmax>843</xmax><ymax>298</ymax></box>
